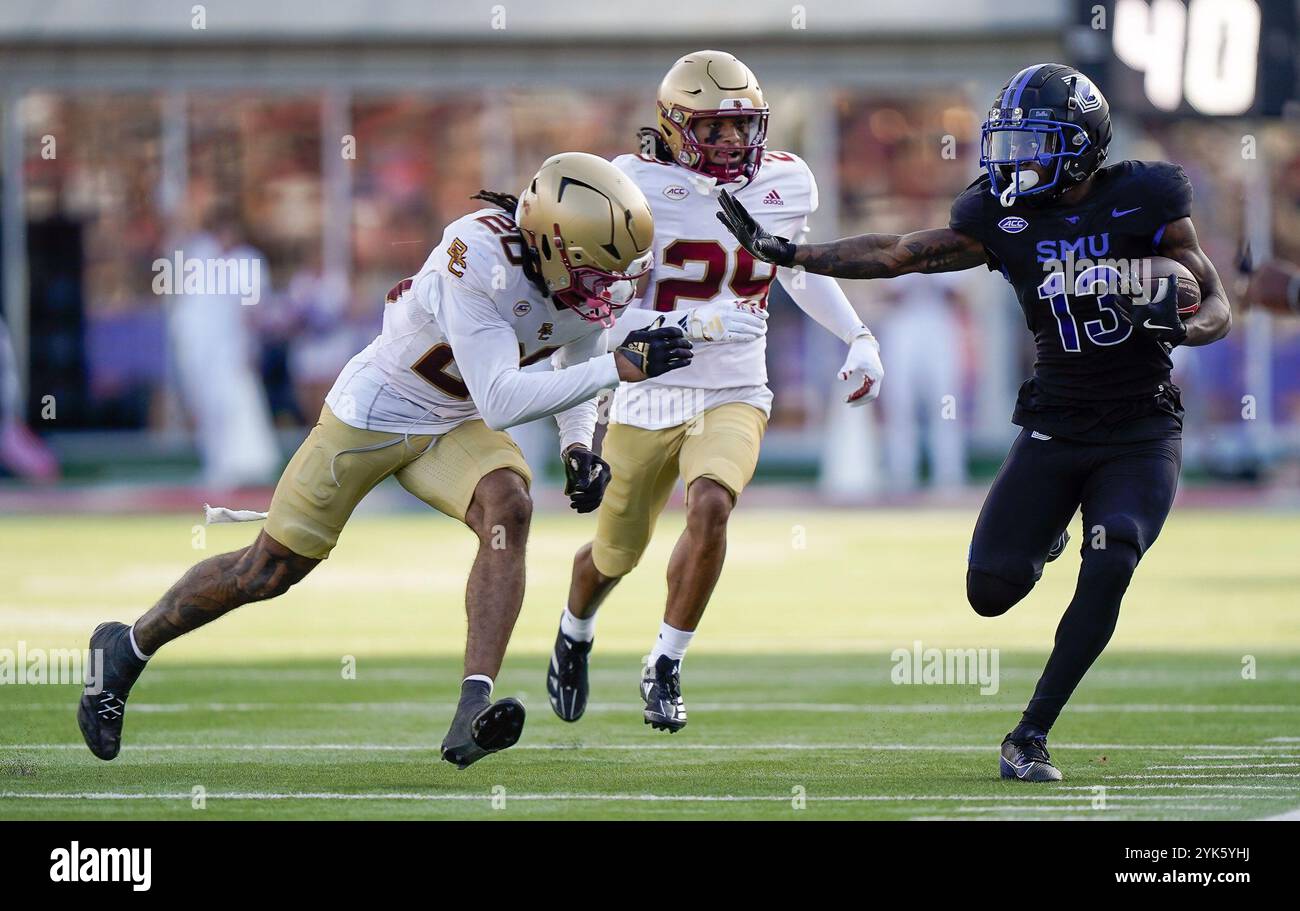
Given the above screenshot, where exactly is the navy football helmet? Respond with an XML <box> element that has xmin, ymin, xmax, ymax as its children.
<box><xmin>980</xmin><ymin>63</ymin><xmax>1112</xmax><ymax>207</ymax></box>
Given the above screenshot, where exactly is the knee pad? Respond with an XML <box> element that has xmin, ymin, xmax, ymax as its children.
<box><xmin>966</xmin><ymin>568</ymin><xmax>1034</xmax><ymax>618</ymax></box>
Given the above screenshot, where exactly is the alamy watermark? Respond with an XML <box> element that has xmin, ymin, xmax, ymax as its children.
<box><xmin>0</xmin><ymin>641</ymin><xmax>103</xmax><ymax>692</ymax></box>
<box><xmin>890</xmin><ymin>640</ymin><xmax>1000</xmax><ymax>695</ymax></box>
<box><xmin>152</xmin><ymin>250</ymin><xmax>262</xmax><ymax>306</ymax></box>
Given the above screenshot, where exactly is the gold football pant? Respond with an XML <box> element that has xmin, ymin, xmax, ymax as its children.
<box><xmin>265</xmin><ymin>405</ymin><xmax>532</xmax><ymax>560</ymax></box>
<box><xmin>590</xmin><ymin>402</ymin><xmax>767</xmax><ymax>578</ymax></box>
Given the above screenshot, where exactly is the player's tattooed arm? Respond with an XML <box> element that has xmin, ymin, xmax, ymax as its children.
<box><xmin>1157</xmin><ymin>217</ymin><xmax>1232</xmax><ymax>346</ymax></box>
<box><xmin>793</xmin><ymin>228</ymin><xmax>987</xmax><ymax>279</ymax></box>
<box><xmin>716</xmin><ymin>191</ymin><xmax>985</xmax><ymax>278</ymax></box>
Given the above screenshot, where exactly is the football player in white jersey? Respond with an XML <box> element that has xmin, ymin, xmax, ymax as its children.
<box><xmin>76</xmin><ymin>152</ymin><xmax>765</xmax><ymax>770</ymax></box>
<box><xmin>547</xmin><ymin>51</ymin><xmax>885</xmax><ymax>732</ymax></box>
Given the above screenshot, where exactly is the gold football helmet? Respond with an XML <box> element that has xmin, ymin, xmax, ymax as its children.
<box><xmin>516</xmin><ymin>152</ymin><xmax>654</xmax><ymax>326</ymax></box>
<box><xmin>656</xmin><ymin>50</ymin><xmax>769</xmax><ymax>182</ymax></box>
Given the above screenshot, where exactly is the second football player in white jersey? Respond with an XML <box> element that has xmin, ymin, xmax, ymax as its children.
<box><xmin>547</xmin><ymin>51</ymin><xmax>886</xmax><ymax>731</ymax></box>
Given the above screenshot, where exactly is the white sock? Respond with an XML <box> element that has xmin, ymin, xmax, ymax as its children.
<box><xmin>559</xmin><ymin>606</ymin><xmax>597</xmax><ymax>643</ymax></box>
<box><xmin>463</xmin><ymin>674</ymin><xmax>493</xmax><ymax>697</ymax></box>
<box><xmin>128</xmin><ymin>624</ymin><xmax>152</xmax><ymax>662</ymax></box>
<box><xmin>648</xmin><ymin>621</ymin><xmax>694</xmax><ymax>665</ymax></box>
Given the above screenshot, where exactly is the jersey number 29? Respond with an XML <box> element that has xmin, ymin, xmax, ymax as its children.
<box><xmin>653</xmin><ymin>240</ymin><xmax>775</xmax><ymax>311</ymax></box>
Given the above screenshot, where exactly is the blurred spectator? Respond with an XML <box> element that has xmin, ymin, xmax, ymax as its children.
<box><xmin>0</xmin><ymin>315</ymin><xmax>59</xmax><ymax>481</ymax></box>
<box><xmin>165</xmin><ymin>207</ymin><xmax>278</xmax><ymax>488</ymax></box>
<box><xmin>879</xmin><ymin>270</ymin><xmax>969</xmax><ymax>492</ymax></box>
<box><xmin>282</xmin><ymin>252</ymin><xmax>356</xmax><ymax>420</ymax></box>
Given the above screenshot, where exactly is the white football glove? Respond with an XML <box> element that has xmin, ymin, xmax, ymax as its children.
<box><xmin>676</xmin><ymin>299</ymin><xmax>769</xmax><ymax>343</ymax></box>
<box><xmin>839</xmin><ymin>330</ymin><xmax>884</xmax><ymax>406</ymax></box>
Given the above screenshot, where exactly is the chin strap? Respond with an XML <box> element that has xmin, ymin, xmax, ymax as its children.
<box><xmin>999</xmin><ymin>168</ymin><xmax>1040</xmax><ymax>208</ymax></box>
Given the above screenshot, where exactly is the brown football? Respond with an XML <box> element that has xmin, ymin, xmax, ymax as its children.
<box><xmin>1138</xmin><ymin>256</ymin><xmax>1200</xmax><ymax>319</ymax></box>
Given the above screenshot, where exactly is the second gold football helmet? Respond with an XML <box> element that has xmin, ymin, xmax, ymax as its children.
<box><xmin>656</xmin><ymin>50</ymin><xmax>769</xmax><ymax>183</ymax></box>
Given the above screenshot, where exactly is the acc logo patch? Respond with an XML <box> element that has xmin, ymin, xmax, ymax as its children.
<box><xmin>663</xmin><ymin>185</ymin><xmax>689</xmax><ymax>201</ymax></box>
<box><xmin>998</xmin><ymin>216</ymin><xmax>1029</xmax><ymax>234</ymax></box>
<box><xmin>512</xmin><ymin>300</ymin><xmax>532</xmax><ymax>317</ymax></box>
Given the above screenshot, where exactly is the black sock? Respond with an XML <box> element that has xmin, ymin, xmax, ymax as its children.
<box><xmin>459</xmin><ymin>677</ymin><xmax>491</xmax><ymax>704</ymax></box>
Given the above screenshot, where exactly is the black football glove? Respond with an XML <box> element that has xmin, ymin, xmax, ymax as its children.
<box><xmin>562</xmin><ymin>445</ymin><xmax>611</xmax><ymax>514</ymax></box>
<box><xmin>716</xmin><ymin>189</ymin><xmax>797</xmax><ymax>267</ymax></box>
<box><xmin>1123</xmin><ymin>275</ymin><xmax>1188</xmax><ymax>351</ymax></box>
<box><xmin>615</xmin><ymin>324</ymin><xmax>693</xmax><ymax>379</ymax></box>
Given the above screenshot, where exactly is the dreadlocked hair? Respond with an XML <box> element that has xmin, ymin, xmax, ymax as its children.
<box><xmin>636</xmin><ymin>127</ymin><xmax>674</xmax><ymax>164</ymax></box>
<box><xmin>470</xmin><ymin>190</ymin><xmax>519</xmax><ymax>214</ymax></box>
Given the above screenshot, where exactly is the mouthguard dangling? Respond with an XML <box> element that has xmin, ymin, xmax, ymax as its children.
<box><xmin>999</xmin><ymin>169</ymin><xmax>1039</xmax><ymax>207</ymax></box>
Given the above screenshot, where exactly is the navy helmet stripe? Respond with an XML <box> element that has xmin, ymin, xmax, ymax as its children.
<box><xmin>1000</xmin><ymin>66</ymin><xmax>1036</xmax><ymax>108</ymax></box>
<box><xmin>999</xmin><ymin>70</ymin><xmax>1025</xmax><ymax>109</ymax></box>
<box><xmin>1009</xmin><ymin>64</ymin><xmax>1046</xmax><ymax>110</ymax></box>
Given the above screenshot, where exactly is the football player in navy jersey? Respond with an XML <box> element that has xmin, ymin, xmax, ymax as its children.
<box><xmin>717</xmin><ymin>63</ymin><xmax>1231</xmax><ymax>781</ymax></box>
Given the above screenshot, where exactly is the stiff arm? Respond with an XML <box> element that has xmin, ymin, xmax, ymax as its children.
<box><xmin>716</xmin><ymin>188</ymin><xmax>985</xmax><ymax>279</ymax></box>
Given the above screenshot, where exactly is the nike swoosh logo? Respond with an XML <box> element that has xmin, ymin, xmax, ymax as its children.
<box><xmin>1112</xmin><ymin>206</ymin><xmax>1142</xmax><ymax>217</ymax></box>
<box><xmin>1143</xmin><ymin>319</ymin><xmax>1174</xmax><ymax>331</ymax></box>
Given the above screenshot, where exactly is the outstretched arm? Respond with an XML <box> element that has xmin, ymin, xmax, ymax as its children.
<box><xmin>794</xmin><ymin>228</ymin><xmax>987</xmax><ymax>279</ymax></box>
<box><xmin>717</xmin><ymin>189</ymin><xmax>986</xmax><ymax>279</ymax></box>
<box><xmin>1156</xmin><ymin>217</ymin><xmax>1231</xmax><ymax>346</ymax></box>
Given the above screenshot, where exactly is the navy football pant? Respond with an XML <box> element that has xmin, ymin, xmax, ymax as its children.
<box><xmin>966</xmin><ymin>428</ymin><xmax>1182</xmax><ymax>733</ymax></box>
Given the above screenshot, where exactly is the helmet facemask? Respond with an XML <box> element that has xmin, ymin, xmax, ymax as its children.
<box><xmin>661</xmin><ymin>106</ymin><xmax>768</xmax><ymax>183</ymax></box>
<box><xmin>544</xmin><ymin>231</ymin><xmax>652</xmax><ymax>328</ymax></box>
<box><xmin>980</xmin><ymin>115</ymin><xmax>1091</xmax><ymax>207</ymax></box>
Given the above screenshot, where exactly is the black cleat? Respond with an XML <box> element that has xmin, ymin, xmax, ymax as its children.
<box><xmin>440</xmin><ymin>682</ymin><xmax>526</xmax><ymax>770</ymax></box>
<box><xmin>1046</xmin><ymin>529</ymin><xmax>1070</xmax><ymax>563</ymax></box>
<box><xmin>77</xmin><ymin>621</ymin><xmax>148</xmax><ymax>761</ymax></box>
<box><xmin>1000</xmin><ymin>733</ymin><xmax>1064</xmax><ymax>782</ymax></box>
<box><xmin>547</xmin><ymin>629</ymin><xmax>592</xmax><ymax>723</ymax></box>
<box><xmin>640</xmin><ymin>655</ymin><xmax>687</xmax><ymax>733</ymax></box>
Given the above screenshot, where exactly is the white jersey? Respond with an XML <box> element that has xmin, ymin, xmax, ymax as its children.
<box><xmin>609</xmin><ymin>151</ymin><xmax>818</xmax><ymax>429</ymax></box>
<box><xmin>326</xmin><ymin>207</ymin><xmax>618</xmax><ymax>446</ymax></box>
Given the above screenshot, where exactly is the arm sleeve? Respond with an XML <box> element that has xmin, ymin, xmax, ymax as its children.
<box><xmin>550</xmin><ymin>328</ymin><xmax>611</xmax><ymax>451</ymax></box>
<box><xmin>436</xmin><ymin>281</ymin><xmax>621</xmax><ymax>431</ymax></box>
<box><xmin>776</xmin><ymin>268</ymin><xmax>868</xmax><ymax>344</ymax></box>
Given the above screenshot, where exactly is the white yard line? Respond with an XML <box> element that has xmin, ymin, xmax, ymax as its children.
<box><xmin>1182</xmin><ymin>754</ymin><xmax>1300</xmax><ymax>760</ymax></box>
<box><xmin>1264</xmin><ymin>807</ymin><xmax>1300</xmax><ymax>820</ymax></box>
<box><xmin>947</xmin><ymin>804</ymin><xmax>1242</xmax><ymax>813</ymax></box>
<box><xmin>0</xmin><ymin>790</ymin><xmax>1281</xmax><ymax>805</ymax></box>
<box><xmin>1062</xmin><ymin>783</ymin><xmax>1297</xmax><ymax>792</ymax></box>
<box><xmin>1148</xmin><ymin>763</ymin><xmax>1300</xmax><ymax>770</ymax></box>
<box><xmin>1107</xmin><ymin>772</ymin><xmax>1300</xmax><ymax>780</ymax></box>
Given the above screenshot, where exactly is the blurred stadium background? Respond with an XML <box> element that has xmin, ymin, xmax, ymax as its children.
<box><xmin>0</xmin><ymin>0</ymin><xmax>1296</xmax><ymax>504</ymax></box>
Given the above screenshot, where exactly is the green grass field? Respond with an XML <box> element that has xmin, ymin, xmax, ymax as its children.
<box><xmin>2</xmin><ymin>507</ymin><xmax>1298</xmax><ymax>820</ymax></box>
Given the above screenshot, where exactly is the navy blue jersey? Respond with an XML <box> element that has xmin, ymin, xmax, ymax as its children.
<box><xmin>950</xmin><ymin>160</ymin><xmax>1193</xmax><ymax>443</ymax></box>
